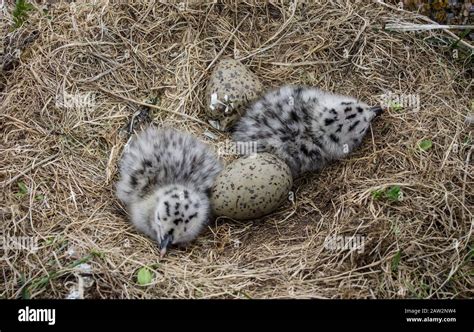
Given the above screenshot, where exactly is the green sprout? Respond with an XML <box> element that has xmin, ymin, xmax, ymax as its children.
<box><xmin>385</xmin><ymin>185</ymin><xmax>402</xmax><ymax>202</ymax></box>
<box><xmin>137</xmin><ymin>267</ymin><xmax>153</xmax><ymax>285</ymax></box>
<box><xmin>418</xmin><ymin>139</ymin><xmax>433</xmax><ymax>152</ymax></box>
<box><xmin>13</xmin><ymin>0</ymin><xmax>34</xmax><ymax>29</ymax></box>
<box><xmin>388</xmin><ymin>101</ymin><xmax>403</xmax><ymax>112</ymax></box>
<box><xmin>392</xmin><ymin>250</ymin><xmax>402</xmax><ymax>272</ymax></box>
<box><xmin>371</xmin><ymin>185</ymin><xmax>403</xmax><ymax>202</ymax></box>
<box><xmin>16</xmin><ymin>181</ymin><xmax>28</xmax><ymax>198</ymax></box>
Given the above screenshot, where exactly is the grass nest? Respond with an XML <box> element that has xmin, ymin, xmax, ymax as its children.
<box><xmin>0</xmin><ymin>1</ymin><xmax>472</xmax><ymax>299</ymax></box>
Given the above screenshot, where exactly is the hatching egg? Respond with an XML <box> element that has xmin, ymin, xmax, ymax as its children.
<box><xmin>205</xmin><ymin>58</ymin><xmax>263</xmax><ymax>131</ymax></box>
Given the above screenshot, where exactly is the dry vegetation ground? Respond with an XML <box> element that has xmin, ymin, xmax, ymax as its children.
<box><xmin>0</xmin><ymin>1</ymin><xmax>472</xmax><ymax>299</ymax></box>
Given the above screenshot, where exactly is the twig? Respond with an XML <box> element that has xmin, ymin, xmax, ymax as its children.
<box><xmin>461</xmin><ymin>146</ymin><xmax>472</xmax><ymax>222</ymax></box>
<box><xmin>385</xmin><ymin>23</ymin><xmax>474</xmax><ymax>32</ymax></box>
<box><xmin>1</xmin><ymin>153</ymin><xmax>60</xmax><ymax>188</ymax></box>
<box><xmin>98</xmin><ymin>87</ymin><xmax>209</xmax><ymax>126</ymax></box>
<box><xmin>238</xmin><ymin>3</ymin><xmax>297</xmax><ymax>61</ymax></box>
<box><xmin>377</xmin><ymin>1</ymin><xmax>474</xmax><ymax>51</ymax></box>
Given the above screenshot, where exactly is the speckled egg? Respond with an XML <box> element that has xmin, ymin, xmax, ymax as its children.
<box><xmin>211</xmin><ymin>153</ymin><xmax>293</xmax><ymax>220</ymax></box>
<box><xmin>205</xmin><ymin>58</ymin><xmax>263</xmax><ymax>131</ymax></box>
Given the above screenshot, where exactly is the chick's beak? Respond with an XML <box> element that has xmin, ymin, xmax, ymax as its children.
<box><xmin>159</xmin><ymin>233</ymin><xmax>173</xmax><ymax>257</ymax></box>
<box><xmin>370</xmin><ymin>105</ymin><xmax>384</xmax><ymax>117</ymax></box>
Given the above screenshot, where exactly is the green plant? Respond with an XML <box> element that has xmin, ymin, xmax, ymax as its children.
<box><xmin>386</xmin><ymin>185</ymin><xmax>402</xmax><ymax>202</ymax></box>
<box><xmin>371</xmin><ymin>189</ymin><xmax>384</xmax><ymax>200</ymax></box>
<box><xmin>388</xmin><ymin>101</ymin><xmax>403</xmax><ymax>112</ymax></box>
<box><xmin>418</xmin><ymin>139</ymin><xmax>433</xmax><ymax>152</ymax></box>
<box><xmin>12</xmin><ymin>0</ymin><xmax>34</xmax><ymax>29</ymax></box>
<box><xmin>372</xmin><ymin>186</ymin><xmax>403</xmax><ymax>202</ymax></box>
<box><xmin>24</xmin><ymin>254</ymin><xmax>96</xmax><ymax>296</ymax></box>
<box><xmin>137</xmin><ymin>267</ymin><xmax>153</xmax><ymax>285</ymax></box>
<box><xmin>392</xmin><ymin>250</ymin><xmax>402</xmax><ymax>272</ymax></box>
<box><xmin>15</xmin><ymin>181</ymin><xmax>28</xmax><ymax>198</ymax></box>
<box><xmin>90</xmin><ymin>249</ymin><xmax>106</xmax><ymax>259</ymax></box>
<box><xmin>450</xmin><ymin>29</ymin><xmax>472</xmax><ymax>49</ymax></box>
<box><xmin>20</xmin><ymin>274</ymin><xmax>30</xmax><ymax>299</ymax></box>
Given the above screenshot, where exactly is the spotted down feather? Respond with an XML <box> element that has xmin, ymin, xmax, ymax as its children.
<box><xmin>232</xmin><ymin>85</ymin><xmax>382</xmax><ymax>178</ymax></box>
<box><xmin>116</xmin><ymin>127</ymin><xmax>223</xmax><ymax>254</ymax></box>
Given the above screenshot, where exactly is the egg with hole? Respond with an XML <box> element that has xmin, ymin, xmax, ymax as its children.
<box><xmin>205</xmin><ymin>58</ymin><xmax>263</xmax><ymax>131</ymax></box>
<box><xmin>211</xmin><ymin>153</ymin><xmax>293</xmax><ymax>220</ymax></box>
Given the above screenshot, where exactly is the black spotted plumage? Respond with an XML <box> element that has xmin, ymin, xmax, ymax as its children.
<box><xmin>116</xmin><ymin>127</ymin><xmax>223</xmax><ymax>254</ymax></box>
<box><xmin>232</xmin><ymin>85</ymin><xmax>382</xmax><ymax>177</ymax></box>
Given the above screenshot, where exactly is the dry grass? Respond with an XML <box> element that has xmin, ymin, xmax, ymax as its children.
<box><xmin>0</xmin><ymin>0</ymin><xmax>472</xmax><ymax>299</ymax></box>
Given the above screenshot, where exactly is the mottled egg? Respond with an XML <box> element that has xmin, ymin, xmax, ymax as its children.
<box><xmin>205</xmin><ymin>58</ymin><xmax>263</xmax><ymax>131</ymax></box>
<box><xmin>211</xmin><ymin>153</ymin><xmax>293</xmax><ymax>220</ymax></box>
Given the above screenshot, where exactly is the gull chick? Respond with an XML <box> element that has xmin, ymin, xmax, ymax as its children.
<box><xmin>116</xmin><ymin>126</ymin><xmax>223</xmax><ymax>256</ymax></box>
<box><xmin>232</xmin><ymin>85</ymin><xmax>383</xmax><ymax>178</ymax></box>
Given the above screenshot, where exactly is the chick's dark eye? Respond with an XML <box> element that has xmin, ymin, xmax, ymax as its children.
<box><xmin>168</xmin><ymin>229</ymin><xmax>174</xmax><ymax>236</ymax></box>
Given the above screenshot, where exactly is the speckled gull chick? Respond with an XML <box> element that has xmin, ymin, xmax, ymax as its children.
<box><xmin>116</xmin><ymin>126</ymin><xmax>223</xmax><ymax>256</ymax></box>
<box><xmin>232</xmin><ymin>85</ymin><xmax>383</xmax><ymax>178</ymax></box>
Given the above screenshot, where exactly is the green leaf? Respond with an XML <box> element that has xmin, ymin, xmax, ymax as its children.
<box><xmin>371</xmin><ymin>190</ymin><xmax>384</xmax><ymax>200</ymax></box>
<box><xmin>450</xmin><ymin>29</ymin><xmax>472</xmax><ymax>49</ymax></box>
<box><xmin>239</xmin><ymin>291</ymin><xmax>253</xmax><ymax>299</ymax></box>
<box><xmin>90</xmin><ymin>249</ymin><xmax>105</xmax><ymax>259</ymax></box>
<box><xmin>146</xmin><ymin>96</ymin><xmax>160</xmax><ymax>105</ymax></box>
<box><xmin>466</xmin><ymin>245</ymin><xmax>473</xmax><ymax>263</ymax></box>
<box><xmin>16</xmin><ymin>181</ymin><xmax>28</xmax><ymax>198</ymax></box>
<box><xmin>137</xmin><ymin>267</ymin><xmax>153</xmax><ymax>285</ymax></box>
<box><xmin>418</xmin><ymin>139</ymin><xmax>433</xmax><ymax>151</ymax></box>
<box><xmin>44</xmin><ymin>237</ymin><xmax>55</xmax><ymax>246</ymax></box>
<box><xmin>385</xmin><ymin>185</ymin><xmax>402</xmax><ymax>202</ymax></box>
<box><xmin>388</xmin><ymin>101</ymin><xmax>403</xmax><ymax>111</ymax></box>
<box><xmin>392</xmin><ymin>250</ymin><xmax>401</xmax><ymax>272</ymax></box>
<box><xmin>35</xmin><ymin>194</ymin><xmax>44</xmax><ymax>201</ymax></box>
<box><xmin>20</xmin><ymin>274</ymin><xmax>30</xmax><ymax>299</ymax></box>
<box><xmin>25</xmin><ymin>255</ymin><xmax>93</xmax><ymax>295</ymax></box>
<box><xmin>12</xmin><ymin>0</ymin><xmax>34</xmax><ymax>29</ymax></box>
<box><xmin>21</xmin><ymin>286</ymin><xmax>31</xmax><ymax>299</ymax></box>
